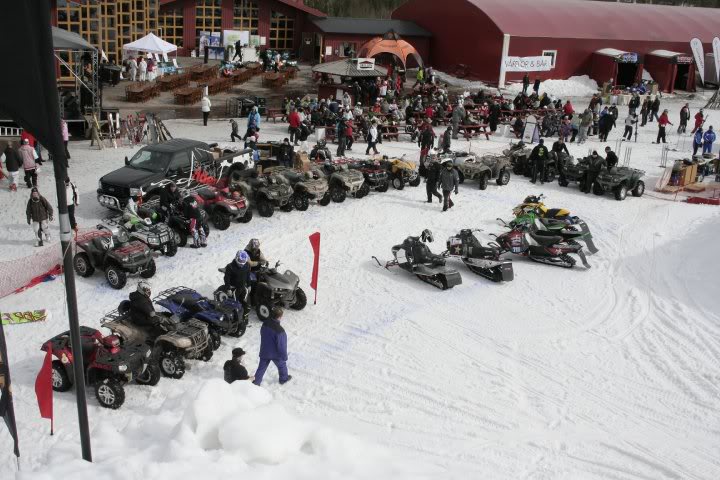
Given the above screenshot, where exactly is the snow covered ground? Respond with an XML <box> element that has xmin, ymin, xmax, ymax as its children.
<box><xmin>2</xmin><ymin>91</ymin><xmax>720</xmax><ymax>479</ymax></box>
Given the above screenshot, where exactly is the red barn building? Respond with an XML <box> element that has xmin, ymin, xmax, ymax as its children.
<box><xmin>393</xmin><ymin>0</ymin><xmax>720</xmax><ymax>91</ymax></box>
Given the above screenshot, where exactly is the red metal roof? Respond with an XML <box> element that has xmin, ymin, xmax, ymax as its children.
<box><xmin>160</xmin><ymin>0</ymin><xmax>326</xmax><ymax>17</ymax></box>
<box><xmin>464</xmin><ymin>0</ymin><xmax>720</xmax><ymax>42</ymax></box>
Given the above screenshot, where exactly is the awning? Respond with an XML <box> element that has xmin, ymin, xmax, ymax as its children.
<box><xmin>122</xmin><ymin>33</ymin><xmax>177</xmax><ymax>55</ymax></box>
<box><xmin>52</xmin><ymin>26</ymin><xmax>96</xmax><ymax>51</ymax></box>
<box><xmin>649</xmin><ymin>50</ymin><xmax>693</xmax><ymax>64</ymax></box>
<box><xmin>595</xmin><ymin>48</ymin><xmax>641</xmax><ymax>63</ymax></box>
<box><xmin>312</xmin><ymin>59</ymin><xmax>388</xmax><ymax>78</ymax></box>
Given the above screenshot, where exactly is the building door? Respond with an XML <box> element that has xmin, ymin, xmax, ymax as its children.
<box><xmin>315</xmin><ymin>34</ymin><xmax>323</xmax><ymax>63</ymax></box>
<box><xmin>301</xmin><ymin>33</ymin><xmax>314</xmax><ymax>61</ymax></box>
<box><xmin>674</xmin><ymin>64</ymin><xmax>690</xmax><ymax>92</ymax></box>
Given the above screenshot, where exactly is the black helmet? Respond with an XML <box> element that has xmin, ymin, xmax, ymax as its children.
<box><xmin>421</xmin><ymin>229</ymin><xmax>434</xmax><ymax>243</ymax></box>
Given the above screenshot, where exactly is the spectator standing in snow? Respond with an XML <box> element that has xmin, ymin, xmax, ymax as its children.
<box><xmin>224</xmin><ymin>348</ymin><xmax>253</xmax><ymax>383</ymax></box>
<box><xmin>279</xmin><ymin>138</ymin><xmax>294</xmax><ymax>167</ymax></box>
<box><xmin>138</xmin><ymin>57</ymin><xmax>147</xmax><ymax>82</ymax></box>
<box><xmin>678</xmin><ymin>103</ymin><xmax>690</xmax><ymax>134</ymax></box>
<box><xmin>18</xmin><ymin>138</ymin><xmax>38</xmax><ymax>188</ymax></box>
<box><xmin>425</xmin><ymin>154</ymin><xmax>443</xmax><ymax>204</ymax></box>
<box><xmin>530</xmin><ymin>139</ymin><xmax>549</xmax><ymax>184</ymax></box>
<box><xmin>451</xmin><ymin>103</ymin><xmax>465</xmax><ymax>140</ymax></box>
<box><xmin>440</xmin><ymin>126</ymin><xmax>452</xmax><ymax>153</ymax></box>
<box><xmin>365</xmin><ymin>121</ymin><xmax>380</xmax><ymax>155</ymax></box>
<box><xmin>61</xmin><ymin>118</ymin><xmax>71</xmax><ymax>160</ymax></box>
<box><xmin>578</xmin><ymin>108</ymin><xmax>592</xmax><ymax>144</ymax></box>
<box><xmin>245</xmin><ymin>106</ymin><xmax>261</xmax><ymax>140</ymax></box>
<box><xmin>128</xmin><ymin>56</ymin><xmax>138</xmax><ymax>82</ymax></box>
<box><xmin>598</xmin><ymin>107</ymin><xmax>614</xmax><ymax>142</ymax></box>
<box><xmin>623</xmin><ymin>113</ymin><xmax>637</xmax><ymax>141</ymax></box>
<box><xmin>692</xmin><ymin>109</ymin><xmax>704</xmax><ymax>133</ymax></box>
<box><xmin>201</xmin><ymin>95</ymin><xmax>211</xmax><ymax>126</ymax></box>
<box><xmin>533</xmin><ymin>77</ymin><xmax>541</xmax><ymax>94</ymax></box>
<box><xmin>703</xmin><ymin>126</ymin><xmax>715</xmax><ymax>154</ymax></box>
<box><xmin>438</xmin><ymin>159</ymin><xmax>459</xmax><ymax>212</ymax></box>
<box><xmin>570</xmin><ymin>113</ymin><xmax>581</xmax><ymax>142</ymax></box>
<box><xmin>656</xmin><ymin>109</ymin><xmax>672</xmax><ymax>144</ymax></box>
<box><xmin>649</xmin><ymin>96</ymin><xmax>661</xmax><ymax>123</ymax></box>
<box><xmin>253</xmin><ymin>306</ymin><xmax>291</xmax><ymax>386</ymax></box>
<box><xmin>26</xmin><ymin>187</ymin><xmax>53</xmax><ymax>246</ymax></box>
<box><xmin>229</xmin><ymin>119</ymin><xmax>242</xmax><ymax>142</ymax></box>
<box><xmin>4</xmin><ymin>142</ymin><xmax>20</xmax><ymax>191</ymax></box>
<box><xmin>693</xmin><ymin>127</ymin><xmax>704</xmax><ymax>156</ymax></box>
<box><xmin>640</xmin><ymin>97</ymin><xmax>650</xmax><ymax>127</ymax></box>
<box><xmin>522</xmin><ymin>74</ymin><xmax>530</xmax><ymax>95</ymax></box>
<box><xmin>288</xmin><ymin>107</ymin><xmax>301</xmax><ymax>145</ymax></box>
<box><xmin>65</xmin><ymin>177</ymin><xmax>79</xmax><ymax>231</ymax></box>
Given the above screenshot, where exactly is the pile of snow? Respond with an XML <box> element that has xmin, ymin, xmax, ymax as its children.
<box><xmin>506</xmin><ymin>75</ymin><xmax>599</xmax><ymax>98</ymax></box>
<box><xmin>433</xmin><ymin>70</ymin><xmax>489</xmax><ymax>91</ymax></box>
<box><xmin>19</xmin><ymin>380</ymin><xmax>426</xmax><ymax>480</ymax></box>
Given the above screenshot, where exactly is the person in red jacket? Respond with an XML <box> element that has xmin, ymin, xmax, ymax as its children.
<box><xmin>656</xmin><ymin>109</ymin><xmax>673</xmax><ymax>144</ymax></box>
<box><xmin>424</xmin><ymin>104</ymin><xmax>435</xmax><ymax>125</ymax></box>
<box><xmin>287</xmin><ymin>107</ymin><xmax>301</xmax><ymax>146</ymax></box>
<box><xmin>692</xmin><ymin>109</ymin><xmax>704</xmax><ymax>133</ymax></box>
<box><xmin>563</xmin><ymin>100</ymin><xmax>575</xmax><ymax>117</ymax></box>
<box><xmin>345</xmin><ymin>118</ymin><xmax>354</xmax><ymax>151</ymax></box>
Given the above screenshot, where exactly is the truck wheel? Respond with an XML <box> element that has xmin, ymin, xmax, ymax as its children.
<box><xmin>291</xmin><ymin>288</ymin><xmax>307</xmax><ymax>310</ymax></box>
<box><xmin>164</xmin><ymin>242</ymin><xmax>178</xmax><ymax>257</ymax></box>
<box><xmin>95</xmin><ymin>378</ymin><xmax>125</xmax><ymax>409</ymax></box>
<box><xmin>330</xmin><ymin>185</ymin><xmax>346</xmax><ymax>203</ymax></box>
<box><xmin>140</xmin><ymin>259</ymin><xmax>156</xmax><ymax>279</ymax></box>
<box><xmin>392</xmin><ymin>175</ymin><xmax>405</xmax><ymax>190</ymax></box>
<box><xmin>159</xmin><ymin>350</ymin><xmax>185</xmax><ymax>379</ymax></box>
<box><xmin>212</xmin><ymin>211</ymin><xmax>231</xmax><ymax>230</ymax></box>
<box><xmin>593</xmin><ymin>182</ymin><xmax>605</xmax><ymax>196</ymax></box>
<box><xmin>496</xmin><ymin>169</ymin><xmax>510</xmax><ymax>186</ymax></box>
<box><xmin>238</xmin><ymin>209</ymin><xmax>253</xmax><ymax>223</ymax></box>
<box><xmin>136</xmin><ymin>363</ymin><xmax>161</xmax><ymax>386</ymax></box>
<box><xmin>318</xmin><ymin>193</ymin><xmax>331</xmax><ymax>206</ymax></box>
<box><xmin>73</xmin><ymin>252</ymin><xmax>95</xmax><ymax>277</ymax></box>
<box><xmin>632</xmin><ymin>180</ymin><xmax>645</xmax><ymax>197</ymax></box>
<box><xmin>106</xmin><ymin>266</ymin><xmax>128</xmax><ymax>289</ymax></box>
<box><xmin>614</xmin><ymin>184</ymin><xmax>628</xmax><ymax>201</ymax></box>
<box><xmin>409</xmin><ymin>175</ymin><xmax>421</xmax><ymax>187</ymax></box>
<box><xmin>52</xmin><ymin>360</ymin><xmax>72</xmax><ymax>392</ymax></box>
<box><xmin>478</xmin><ymin>173</ymin><xmax>489</xmax><ymax>190</ymax></box>
<box><xmin>257</xmin><ymin>198</ymin><xmax>275</xmax><ymax>217</ymax></box>
<box><xmin>292</xmin><ymin>193</ymin><xmax>310</xmax><ymax>211</ymax></box>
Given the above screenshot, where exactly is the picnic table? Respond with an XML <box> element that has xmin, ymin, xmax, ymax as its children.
<box><xmin>262</xmin><ymin>73</ymin><xmax>286</xmax><ymax>88</ymax></box>
<box><xmin>458</xmin><ymin>123</ymin><xmax>491</xmax><ymax>140</ymax></box>
<box><xmin>125</xmin><ymin>82</ymin><xmax>160</xmax><ymax>102</ymax></box>
<box><xmin>189</xmin><ymin>64</ymin><xmax>218</xmax><ymax>82</ymax></box>
<box><xmin>224</xmin><ymin>67</ymin><xmax>253</xmax><ymax>84</ymax></box>
<box><xmin>174</xmin><ymin>86</ymin><xmax>203</xmax><ymax>105</ymax></box>
<box><xmin>202</xmin><ymin>77</ymin><xmax>233</xmax><ymax>95</ymax></box>
<box><xmin>282</xmin><ymin>66</ymin><xmax>298</xmax><ymax>80</ymax></box>
<box><xmin>245</xmin><ymin>62</ymin><xmax>262</xmax><ymax>74</ymax></box>
<box><xmin>157</xmin><ymin>72</ymin><xmax>190</xmax><ymax>92</ymax></box>
<box><xmin>266</xmin><ymin>108</ymin><xmax>285</xmax><ymax>122</ymax></box>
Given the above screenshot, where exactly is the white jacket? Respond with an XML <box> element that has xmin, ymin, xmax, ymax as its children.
<box><xmin>201</xmin><ymin>97</ymin><xmax>212</xmax><ymax>112</ymax></box>
<box><xmin>368</xmin><ymin>126</ymin><xmax>378</xmax><ymax>142</ymax></box>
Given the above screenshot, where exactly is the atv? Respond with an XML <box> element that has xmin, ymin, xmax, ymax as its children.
<box><xmin>191</xmin><ymin>185</ymin><xmax>252</xmax><ymax>230</ymax></box>
<box><xmin>562</xmin><ymin>157</ymin><xmax>645</xmax><ymax>200</ymax></box>
<box><xmin>42</xmin><ymin>326</ymin><xmax>158</xmax><ymax>409</ymax></box>
<box><xmin>448</xmin><ymin>151</ymin><xmax>511</xmax><ymax>190</ymax></box>
<box><xmin>492</xmin><ymin>222</ymin><xmax>590</xmax><ymax>269</ymax></box>
<box><xmin>161</xmin><ymin>197</ymin><xmax>211</xmax><ymax>248</ymax></box>
<box><xmin>154</xmin><ymin>286</ymin><xmax>248</xmax><ymax>349</ymax></box>
<box><xmin>101</xmin><ymin>301</ymin><xmax>213</xmax><ymax>379</ymax></box>
<box><xmin>231</xmin><ymin>168</ymin><xmax>294</xmax><ymax>217</ymax></box>
<box><xmin>214</xmin><ymin>260</ymin><xmax>307</xmax><ymax>321</ymax></box>
<box><xmin>262</xmin><ymin>166</ymin><xmax>330</xmax><ymax>210</ymax></box>
<box><xmin>310</xmin><ymin>139</ymin><xmax>332</xmax><ymax>162</ymax></box>
<box><xmin>103</xmin><ymin>214</ymin><xmax>177</xmax><ymax>257</ymax></box>
<box><xmin>504</xmin><ymin>142</ymin><xmax>532</xmax><ymax>175</ymax></box>
<box><xmin>444</xmin><ymin>229</ymin><xmax>514</xmax><ymax>282</ymax></box>
<box><xmin>73</xmin><ymin>226</ymin><xmax>157</xmax><ymax>290</ymax></box>
<box><xmin>315</xmin><ymin>161</ymin><xmax>368</xmax><ymax>202</ymax></box>
<box><xmin>373</xmin><ymin>229</ymin><xmax>462</xmax><ymax>290</ymax></box>
<box><xmin>347</xmin><ymin>159</ymin><xmax>390</xmax><ymax>192</ymax></box>
<box><xmin>381</xmin><ymin>157</ymin><xmax>421</xmax><ymax>190</ymax></box>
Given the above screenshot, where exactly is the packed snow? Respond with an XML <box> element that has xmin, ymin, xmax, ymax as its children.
<box><xmin>1</xmin><ymin>87</ymin><xmax>720</xmax><ymax>480</ymax></box>
<box><xmin>506</xmin><ymin>75</ymin><xmax>600</xmax><ymax>99</ymax></box>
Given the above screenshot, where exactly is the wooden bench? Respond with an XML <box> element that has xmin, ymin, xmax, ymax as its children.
<box><xmin>174</xmin><ymin>86</ymin><xmax>203</xmax><ymax>105</ymax></box>
<box><xmin>262</xmin><ymin>73</ymin><xmax>286</xmax><ymax>88</ymax></box>
<box><xmin>125</xmin><ymin>82</ymin><xmax>160</xmax><ymax>102</ymax></box>
<box><xmin>266</xmin><ymin>108</ymin><xmax>285</xmax><ymax>122</ymax></box>
<box><xmin>203</xmin><ymin>77</ymin><xmax>233</xmax><ymax>95</ymax></box>
<box><xmin>157</xmin><ymin>72</ymin><xmax>190</xmax><ymax>92</ymax></box>
<box><xmin>188</xmin><ymin>64</ymin><xmax>219</xmax><ymax>82</ymax></box>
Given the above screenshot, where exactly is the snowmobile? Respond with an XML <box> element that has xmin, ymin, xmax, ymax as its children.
<box><xmin>373</xmin><ymin>229</ymin><xmax>462</xmax><ymax>290</ymax></box>
<box><xmin>214</xmin><ymin>260</ymin><xmax>307</xmax><ymax>322</ymax></box>
<box><xmin>492</xmin><ymin>222</ymin><xmax>590</xmax><ymax>269</ymax></box>
<box><xmin>444</xmin><ymin>229</ymin><xmax>514</xmax><ymax>282</ymax></box>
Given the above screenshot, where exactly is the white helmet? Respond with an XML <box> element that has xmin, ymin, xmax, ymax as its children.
<box><xmin>137</xmin><ymin>281</ymin><xmax>151</xmax><ymax>297</ymax></box>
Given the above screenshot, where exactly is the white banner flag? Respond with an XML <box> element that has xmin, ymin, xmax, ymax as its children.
<box><xmin>690</xmin><ymin>37</ymin><xmax>705</xmax><ymax>84</ymax></box>
<box><xmin>712</xmin><ymin>37</ymin><xmax>720</xmax><ymax>82</ymax></box>
<box><xmin>503</xmin><ymin>56</ymin><xmax>552</xmax><ymax>73</ymax></box>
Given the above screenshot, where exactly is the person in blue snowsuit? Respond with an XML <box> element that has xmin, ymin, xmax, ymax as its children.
<box><xmin>244</xmin><ymin>106</ymin><xmax>261</xmax><ymax>141</ymax></box>
<box><xmin>693</xmin><ymin>127</ymin><xmax>704</xmax><ymax>156</ymax></box>
<box><xmin>253</xmin><ymin>306</ymin><xmax>292</xmax><ymax>386</ymax></box>
<box><xmin>702</xmin><ymin>126</ymin><xmax>716</xmax><ymax>154</ymax></box>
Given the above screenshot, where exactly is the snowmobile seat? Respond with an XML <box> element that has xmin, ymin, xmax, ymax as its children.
<box><xmin>197</xmin><ymin>188</ymin><xmax>217</xmax><ymax>200</ymax></box>
<box><xmin>545</xmin><ymin>208</ymin><xmax>568</xmax><ymax>219</ymax></box>
<box><xmin>529</xmin><ymin>231</ymin><xmax>563</xmax><ymax>246</ymax></box>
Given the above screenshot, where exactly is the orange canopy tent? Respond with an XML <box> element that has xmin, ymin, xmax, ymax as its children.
<box><xmin>357</xmin><ymin>31</ymin><xmax>424</xmax><ymax>68</ymax></box>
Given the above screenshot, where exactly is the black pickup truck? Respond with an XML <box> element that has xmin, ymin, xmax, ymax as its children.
<box><xmin>97</xmin><ymin>138</ymin><xmax>251</xmax><ymax>210</ymax></box>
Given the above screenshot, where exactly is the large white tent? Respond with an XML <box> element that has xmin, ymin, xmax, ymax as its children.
<box><xmin>122</xmin><ymin>33</ymin><xmax>177</xmax><ymax>56</ymax></box>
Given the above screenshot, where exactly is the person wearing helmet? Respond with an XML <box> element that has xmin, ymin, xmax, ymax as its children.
<box><xmin>245</xmin><ymin>238</ymin><xmax>267</xmax><ymax>271</ymax></box>
<box><xmin>224</xmin><ymin>250</ymin><xmax>251</xmax><ymax>322</ymax></box>
<box><xmin>183</xmin><ymin>196</ymin><xmax>207</xmax><ymax>248</ymax></box>
<box><xmin>128</xmin><ymin>281</ymin><xmax>162</xmax><ymax>330</ymax></box>
<box><xmin>438</xmin><ymin>159</ymin><xmax>459</xmax><ymax>212</ymax></box>
<box><xmin>159</xmin><ymin>181</ymin><xmax>180</xmax><ymax>219</ymax></box>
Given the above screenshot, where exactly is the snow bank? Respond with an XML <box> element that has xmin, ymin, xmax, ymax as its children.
<box><xmin>434</xmin><ymin>70</ymin><xmax>489</xmax><ymax>91</ymax></box>
<box><xmin>506</xmin><ymin>75</ymin><xmax>599</xmax><ymax>98</ymax></box>
<box><xmin>17</xmin><ymin>380</ymin><xmax>424</xmax><ymax>480</ymax></box>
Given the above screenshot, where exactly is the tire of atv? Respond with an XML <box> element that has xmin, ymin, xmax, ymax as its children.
<box><xmin>256</xmin><ymin>301</ymin><xmax>273</xmax><ymax>322</ymax></box>
<box><xmin>136</xmin><ymin>363</ymin><xmax>161</xmax><ymax>386</ymax></box>
<box><xmin>478</xmin><ymin>173</ymin><xmax>489</xmax><ymax>190</ymax></box>
<box><xmin>140</xmin><ymin>259</ymin><xmax>156</xmax><ymax>279</ymax></box>
<box><xmin>632</xmin><ymin>180</ymin><xmax>645</xmax><ymax>197</ymax></box>
<box><xmin>291</xmin><ymin>287</ymin><xmax>307</xmax><ymax>310</ymax></box>
<box><xmin>173</xmin><ymin>228</ymin><xmax>187</xmax><ymax>247</ymax></box>
<box><xmin>392</xmin><ymin>175</ymin><xmax>405</xmax><ymax>190</ymax></box>
<box><xmin>200</xmin><ymin>342</ymin><xmax>214</xmax><ymax>362</ymax></box>
<box><xmin>593</xmin><ymin>182</ymin><xmax>605</xmax><ymax>196</ymax></box>
<box><xmin>513</xmin><ymin>164</ymin><xmax>523</xmax><ymax>175</ymax></box>
<box><xmin>52</xmin><ymin>360</ymin><xmax>72</xmax><ymax>392</ymax></box>
<box><xmin>164</xmin><ymin>242</ymin><xmax>178</xmax><ymax>257</ymax></box>
<box><xmin>457</xmin><ymin>170</ymin><xmax>465</xmax><ymax>184</ymax></box>
<box><xmin>375</xmin><ymin>181</ymin><xmax>389</xmax><ymax>193</ymax></box>
<box><xmin>558</xmin><ymin>179</ymin><xmax>569</xmax><ymax>187</ymax></box>
<box><xmin>94</xmin><ymin>378</ymin><xmax>125</xmax><ymax>409</ymax></box>
<box><xmin>238</xmin><ymin>209</ymin><xmax>253</xmax><ymax>223</ymax></box>
<box><xmin>293</xmin><ymin>193</ymin><xmax>310</xmax><ymax>211</ymax></box>
<box><xmin>496</xmin><ymin>169</ymin><xmax>510</xmax><ymax>186</ymax></box>
<box><xmin>159</xmin><ymin>350</ymin><xmax>185</xmax><ymax>379</ymax></box>
<box><xmin>257</xmin><ymin>198</ymin><xmax>275</xmax><ymax>217</ymax></box>
<box><xmin>280</xmin><ymin>202</ymin><xmax>294</xmax><ymax>212</ymax></box>
<box><xmin>544</xmin><ymin>169</ymin><xmax>556</xmax><ymax>183</ymax></box>
<box><xmin>319</xmin><ymin>193</ymin><xmax>331</xmax><ymax>206</ymax></box>
<box><xmin>212</xmin><ymin>211</ymin><xmax>231</xmax><ymax>231</ymax></box>
<box><xmin>330</xmin><ymin>186</ymin><xmax>346</xmax><ymax>203</ymax></box>
<box><xmin>209</xmin><ymin>329</ymin><xmax>222</xmax><ymax>351</ymax></box>
<box><xmin>73</xmin><ymin>252</ymin><xmax>95</xmax><ymax>277</ymax></box>
<box><xmin>355</xmin><ymin>182</ymin><xmax>371</xmax><ymax>198</ymax></box>
<box><xmin>228</xmin><ymin>312</ymin><xmax>247</xmax><ymax>338</ymax></box>
<box><xmin>409</xmin><ymin>176</ymin><xmax>421</xmax><ymax>187</ymax></box>
<box><xmin>614</xmin><ymin>184</ymin><xmax>628</xmax><ymax>201</ymax></box>
<box><xmin>106</xmin><ymin>265</ymin><xmax>128</xmax><ymax>289</ymax></box>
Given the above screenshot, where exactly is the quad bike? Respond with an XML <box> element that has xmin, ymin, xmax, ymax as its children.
<box><xmin>315</xmin><ymin>161</ymin><xmax>368</xmax><ymax>202</ymax></box>
<box><xmin>42</xmin><ymin>326</ymin><xmax>158</xmax><ymax>409</ymax></box>
<box><xmin>492</xmin><ymin>222</ymin><xmax>590</xmax><ymax>269</ymax></box>
<box><xmin>347</xmin><ymin>159</ymin><xmax>390</xmax><ymax>192</ymax></box>
<box><xmin>231</xmin><ymin>168</ymin><xmax>294</xmax><ymax>217</ymax></box>
<box><xmin>154</xmin><ymin>286</ymin><xmax>248</xmax><ymax>349</ymax></box>
<box><xmin>444</xmin><ymin>229</ymin><xmax>514</xmax><ymax>282</ymax></box>
<box><xmin>214</xmin><ymin>260</ymin><xmax>307</xmax><ymax>321</ymax></box>
<box><xmin>73</xmin><ymin>226</ymin><xmax>157</xmax><ymax>290</ymax></box>
<box><xmin>191</xmin><ymin>185</ymin><xmax>252</xmax><ymax>230</ymax></box>
<box><xmin>373</xmin><ymin>229</ymin><xmax>462</xmax><ymax>290</ymax></box>
<box><xmin>563</xmin><ymin>157</ymin><xmax>645</xmax><ymax>201</ymax></box>
<box><xmin>101</xmin><ymin>301</ymin><xmax>213</xmax><ymax>379</ymax></box>
<box><xmin>448</xmin><ymin>151</ymin><xmax>511</xmax><ymax>190</ymax></box>
<box><xmin>104</xmin><ymin>214</ymin><xmax>177</xmax><ymax>257</ymax></box>
<box><xmin>381</xmin><ymin>157</ymin><xmax>421</xmax><ymax>190</ymax></box>
<box><xmin>310</xmin><ymin>139</ymin><xmax>332</xmax><ymax>162</ymax></box>
<box><xmin>504</xmin><ymin>142</ymin><xmax>532</xmax><ymax>175</ymax></box>
<box><xmin>262</xmin><ymin>166</ymin><xmax>330</xmax><ymax>210</ymax></box>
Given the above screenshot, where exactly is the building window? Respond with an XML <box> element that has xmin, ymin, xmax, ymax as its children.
<box><xmin>233</xmin><ymin>0</ymin><xmax>259</xmax><ymax>35</ymax></box>
<box><xmin>542</xmin><ymin>50</ymin><xmax>557</xmax><ymax>68</ymax></box>
<box><xmin>196</xmin><ymin>0</ymin><xmax>222</xmax><ymax>46</ymax></box>
<box><xmin>159</xmin><ymin>5</ymin><xmax>184</xmax><ymax>49</ymax></box>
<box><xmin>339</xmin><ymin>42</ymin><xmax>356</xmax><ymax>58</ymax></box>
<box><xmin>269</xmin><ymin>11</ymin><xmax>294</xmax><ymax>51</ymax></box>
<box><xmin>55</xmin><ymin>0</ymin><xmax>100</xmax><ymax>82</ymax></box>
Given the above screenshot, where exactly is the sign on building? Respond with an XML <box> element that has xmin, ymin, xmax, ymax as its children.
<box><xmin>503</xmin><ymin>56</ymin><xmax>552</xmax><ymax>72</ymax></box>
<box><xmin>356</xmin><ymin>58</ymin><xmax>376</xmax><ymax>71</ymax></box>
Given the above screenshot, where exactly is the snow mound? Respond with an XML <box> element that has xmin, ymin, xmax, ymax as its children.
<box><xmin>434</xmin><ymin>70</ymin><xmax>489</xmax><ymax>91</ymax></box>
<box><xmin>506</xmin><ymin>75</ymin><xmax>599</xmax><ymax>98</ymax></box>
<box><xmin>18</xmin><ymin>380</ymin><xmax>426</xmax><ymax>480</ymax></box>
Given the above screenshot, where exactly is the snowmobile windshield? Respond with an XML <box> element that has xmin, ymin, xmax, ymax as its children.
<box><xmin>128</xmin><ymin>150</ymin><xmax>170</xmax><ymax>173</ymax></box>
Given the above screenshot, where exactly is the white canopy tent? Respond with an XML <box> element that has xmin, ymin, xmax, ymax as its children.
<box><xmin>122</xmin><ymin>33</ymin><xmax>177</xmax><ymax>57</ymax></box>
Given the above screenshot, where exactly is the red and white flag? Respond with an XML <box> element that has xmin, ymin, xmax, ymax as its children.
<box><xmin>35</xmin><ymin>343</ymin><xmax>54</xmax><ymax>435</ymax></box>
<box><xmin>309</xmin><ymin>232</ymin><xmax>321</xmax><ymax>304</ymax></box>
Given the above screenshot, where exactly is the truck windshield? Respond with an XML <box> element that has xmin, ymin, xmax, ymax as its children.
<box><xmin>128</xmin><ymin>150</ymin><xmax>169</xmax><ymax>173</ymax></box>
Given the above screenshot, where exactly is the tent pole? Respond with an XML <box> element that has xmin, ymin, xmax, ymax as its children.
<box><xmin>498</xmin><ymin>34</ymin><xmax>511</xmax><ymax>89</ymax></box>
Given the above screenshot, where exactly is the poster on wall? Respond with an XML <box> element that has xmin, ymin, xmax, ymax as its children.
<box><xmin>503</xmin><ymin>56</ymin><xmax>552</xmax><ymax>72</ymax></box>
<box><xmin>690</xmin><ymin>37</ymin><xmax>705</xmax><ymax>84</ymax></box>
<box><xmin>223</xmin><ymin>30</ymin><xmax>251</xmax><ymax>61</ymax></box>
<box><xmin>199</xmin><ymin>31</ymin><xmax>212</xmax><ymax>52</ymax></box>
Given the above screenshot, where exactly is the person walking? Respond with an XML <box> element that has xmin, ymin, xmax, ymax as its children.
<box><xmin>578</xmin><ymin>109</ymin><xmax>592</xmax><ymax>144</ymax></box>
<box><xmin>655</xmin><ymin>109</ymin><xmax>672</xmax><ymax>144</ymax></box>
<box><xmin>693</xmin><ymin>126</ymin><xmax>704</xmax><ymax>156</ymax></box>
<box><xmin>18</xmin><ymin>138</ymin><xmax>38</xmax><ymax>188</ymax></box>
<box><xmin>419</xmin><ymin>121</ymin><xmax>435</xmax><ymax>163</ymax></box>
<box><xmin>128</xmin><ymin>56</ymin><xmax>138</xmax><ymax>82</ymax></box>
<box><xmin>245</xmin><ymin>106</ymin><xmax>261</xmax><ymax>140</ymax></box>
<box><xmin>201</xmin><ymin>95</ymin><xmax>211</xmax><ymax>126</ymax></box>
<box><xmin>288</xmin><ymin>107</ymin><xmax>301</xmax><ymax>145</ymax></box>
<box><xmin>678</xmin><ymin>103</ymin><xmax>690</xmax><ymax>134</ymax></box>
<box><xmin>65</xmin><ymin>176</ymin><xmax>79</xmax><ymax>232</ymax></box>
<box><xmin>4</xmin><ymin>142</ymin><xmax>20</xmax><ymax>191</ymax></box>
<box><xmin>425</xmin><ymin>155</ymin><xmax>443</xmax><ymax>204</ymax></box>
<box><xmin>138</xmin><ymin>57</ymin><xmax>147</xmax><ymax>82</ymax></box>
<box><xmin>253</xmin><ymin>306</ymin><xmax>291</xmax><ymax>386</ymax></box>
<box><xmin>530</xmin><ymin>139</ymin><xmax>549</xmax><ymax>184</ymax></box>
<box><xmin>640</xmin><ymin>97</ymin><xmax>650</xmax><ymax>127</ymax></box>
<box><xmin>440</xmin><ymin>126</ymin><xmax>452</xmax><ymax>153</ymax></box>
<box><xmin>702</xmin><ymin>126</ymin><xmax>716</xmax><ymax>154</ymax></box>
<box><xmin>229</xmin><ymin>119</ymin><xmax>242</xmax><ymax>142</ymax></box>
<box><xmin>622</xmin><ymin>113</ymin><xmax>637</xmax><ymax>141</ymax></box>
<box><xmin>26</xmin><ymin>187</ymin><xmax>53</xmax><ymax>246</ymax></box>
<box><xmin>649</xmin><ymin>96</ymin><xmax>660</xmax><ymax>123</ymax></box>
<box><xmin>522</xmin><ymin>74</ymin><xmax>530</xmax><ymax>95</ymax></box>
<box><xmin>692</xmin><ymin>109</ymin><xmax>704</xmax><ymax>133</ymax></box>
<box><xmin>438</xmin><ymin>159</ymin><xmax>459</xmax><ymax>212</ymax></box>
<box><xmin>365</xmin><ymin>121</ymin><xmax>380</xmax><ymax>155</ymax></box>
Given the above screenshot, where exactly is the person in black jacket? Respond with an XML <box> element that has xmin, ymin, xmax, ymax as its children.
<box><xmin>530</xmin><ymin>139</ymin><xmax>549</xmax><ymax>184</ymax></box>
<box><xmin>159</xmin><ymin>181</ymin><xmax>180</xmax><ymax>219</ymax></box>
<box><xmin>440</xmin><ymin>126</ymin><xmax>452</xmax><ymax>153</ymax></box>
<box><xmin>278</xmin><ymin>138</ymin><xmax>294</xmax><ymax>167</ymax></box>
<box><xmin>425</xmin><ymin>155</ymin><xmax>442</xmax><ymax>204</ymax></box>
<box><xmin>128</xmin><ymin>281</ymin><xmax>163</xmax><ymax>331</ymax></box>
<box><xmin>488</xmin><ymin>102</ymin><xmax>501</xmax><ymax>133</ymax></box>
<box><xmin>183</xmin><ymin>196</ymin><xmax>206</xmax><ymax>248</ymax></box>
<box><xmin>604</xmin><ymin>146</ymin><xmax>618</xmax><ymax>170</ymax></box>
<box><xmin>649</xmin><ymin>96</ymin><xmax>661</xmax><ymax>123</ymax></box>
<box><xmin>4</xmin><ymin>142</ymin><xmax>21</xmax><ymax>191</ymax></box>
<box><xmin>224</xmin><ymin>250</ymin><xmax>252</xmax><ymax>322</ymax></box>
<box><xmin>522</xmin><ymin>74</ymin><xmax>530</xmax><ymax>95</ymax></box>
<box><xmin>224</xmin><ymin>347</ymin><xmax>253</xmax><ymax>383</ymax></box>
<box><xmin>533</xmin><ymin>77</ymin><xmax>541</xmax><ymax>94</ymax></box>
